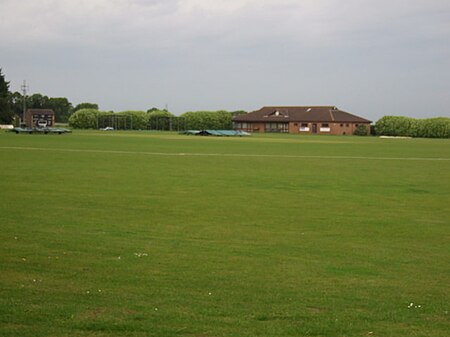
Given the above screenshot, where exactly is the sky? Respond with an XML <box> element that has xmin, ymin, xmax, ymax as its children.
<box><xmin>1</xmin><ymin>0</ymin><xmax>449</xmax><ymax>120</ymax></box>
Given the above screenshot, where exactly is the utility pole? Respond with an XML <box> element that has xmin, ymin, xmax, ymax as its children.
<box><xmin>21</xmin><ymin>80</ymin><xmax>28</xmax><ymax>125</ymax></box>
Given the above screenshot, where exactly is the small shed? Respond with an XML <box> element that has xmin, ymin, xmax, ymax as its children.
<box><xmin>25</xmin><ymin>109</ymin><xmax>55</xmax><ymax>128</ymax></box>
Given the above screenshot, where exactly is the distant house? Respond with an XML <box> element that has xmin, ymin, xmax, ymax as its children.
<box><xmin>233</xmin><ymin>106</ymin><xmax>371</xmax><ymax>135</ymax></box>
<box><xmin>25</xmin><ymin>109</ymin><xmax>55</xmax><ymax>128</ymax></box>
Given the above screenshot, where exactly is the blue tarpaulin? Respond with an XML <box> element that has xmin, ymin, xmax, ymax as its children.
<box><xmin>181</xmin><ymin>130</ymin><xmax>250</xmax><ymax>137</ymax></box>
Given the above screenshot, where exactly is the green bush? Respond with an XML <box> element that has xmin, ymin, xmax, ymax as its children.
<box><xmin>375</xmin><ymin>116</ymin><xmax>412</xmax><ymax>136</ymax></box>
<box><xmin>117</xmin><ymin>110</ymin><xmax>149</xmax><ymax>130</ymax></box>
<box><xmin>68</xmin><ymin>109</ymin><xmax>100</xmax><ymax>129</ymax></box>
<box><xmin>353</xmin><ymin>124</ymin><xmax>369</xmax><ymax>136</ymax></box>
<box><xmin>420</xmin><ymin>118</ymin><xmax>450</xmax><ymax>138</ymax></box>
<box><xmin>148</xmin><ymin>110</ymin><xmax>175</xmax><ymax>130</ymax></box>
<box><xmin>375</xmin><ymin>116</ymin><xmax>450</xmax><ymax>138</ymax></box>
<box><xmin>180</xmin><ymin>110</ymin><xmax>232</xmax><ymax>130</ymax></box>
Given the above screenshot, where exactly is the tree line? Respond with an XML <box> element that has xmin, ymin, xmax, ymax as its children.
<box><xmin>68</xmin><ymin>109</ymin><xmax>245</xmax><ymax>131</ymax></box>
<box><xmin>9</xmin><ymin>93</ymin><xmax>99</xmax><ymax>123</ymax></box>
<box><xmin>2</xmin><ymin>69</ymin><xmax>449</xmax><ymax>138</ymax></box>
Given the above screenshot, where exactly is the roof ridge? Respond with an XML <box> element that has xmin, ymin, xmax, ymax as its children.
<box><xmin>233</xmin><ymin>106</ymin><xmax>372</xmax><ymax>123</ymax></box>
<box><xmin>329</xmin><ymin>110</ymin><xmax>335</xmax><ymax>121</ymax></box>
<box><xmin>264</xmin><ymin>105</ymin><xmax>335</xmax><ymax>108</ymax></box>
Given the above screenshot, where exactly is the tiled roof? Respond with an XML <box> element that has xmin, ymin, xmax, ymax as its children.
<box><xmin>233</xmin><ymin>106</ymin><xmax>371</xmax><ymax>123</ymax></box>
<box><xmin>26</xmin><ymin>109</ymin><xmax>55</xmax><ymax>115</ymax></box>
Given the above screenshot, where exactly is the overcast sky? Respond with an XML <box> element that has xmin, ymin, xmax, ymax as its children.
<box><xmin>1</xmin><ymin>0</ymin><xmax>449</xmax><ymax>119</ymax></box>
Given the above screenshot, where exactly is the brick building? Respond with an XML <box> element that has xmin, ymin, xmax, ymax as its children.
<box><xmin>233</xmin><ymin>106</ymin><xmax>371</xmax><ymax>135</ymax></box>
<box><xmin>25</xmin><ymin>109</ymin><xmax>55</xmax><ymax>128</ymax></box>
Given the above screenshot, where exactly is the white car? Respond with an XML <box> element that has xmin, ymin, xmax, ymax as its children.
<box><xmin>101</xmin><ymin>126</ymin><xmax>114</xmax><ymax>131</ymax></box>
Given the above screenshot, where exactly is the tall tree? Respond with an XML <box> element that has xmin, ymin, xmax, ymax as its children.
<box><xmin>10</xmin><ymin>92</ymin><xmax>74</xmax><ymax>123</ymax></box>
<box><xmin>0</xmin><ymin>69</ymin><xmax>13</xmax><ymax>124</ymax></box>
<box><xmin>27</xmin><ymin>93</ymin><xmax>49</xmax><ymax>109</ymax></box>
<box><xmin>73</xmin><ymin>102</ymin><xmax>98</xmax><ymax>112</ymax></box>
<box><xmin>10</xmin><ymin>91</ymin><xmax>25</xmax><ymax>117</ymax></box>
<box><xmin>231</xmin><ymin>110</ymin><xmax>247</xmax><ymax>116</ymax></box>
<box><xmin>48</xmin><ymin>97</ymin><xmax>73</xmax><ymax>123</ymax></box>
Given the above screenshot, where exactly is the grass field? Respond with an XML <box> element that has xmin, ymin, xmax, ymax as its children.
<box><xmin>1</xmin><ymin>130</ymin><xmax>449</xmax><ymax>337</ymax></box>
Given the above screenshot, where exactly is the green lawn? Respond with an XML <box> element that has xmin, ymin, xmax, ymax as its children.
<box><xmin>1</xmin><ymin>130</ymin><xmax>449</xmax><ymax>337</ymax></box>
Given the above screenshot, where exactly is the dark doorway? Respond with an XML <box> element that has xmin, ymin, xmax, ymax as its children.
<box><xmin>312</xmin><ymin>123</ymin><xmax>317</xmax><ymax>133</ymax></box>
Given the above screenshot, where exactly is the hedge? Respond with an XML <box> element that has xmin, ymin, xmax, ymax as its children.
<box><xmin>68</xmin><ymin>109</ymin><xmax>100</xmax><ymax>129</ymax></box>
<box><xmin>375</xmin><ymin>116</ymin><xmax>450</xmax><ymax>138</ymax></box>
<box><xmin>180</xmin><ymin>111</ymin><xmax>232</xmax><ymax>130</ymax></box>
<box><xmin>69</xmin><ymin>109</ymin><xmax>174</xmax><ymax>130</ymax></box>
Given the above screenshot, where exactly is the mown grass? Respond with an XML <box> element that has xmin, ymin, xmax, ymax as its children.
<box><xmin>0</xmin><ymin>130</ymin><xmax>449</xmax><ymax>336</ymax></box>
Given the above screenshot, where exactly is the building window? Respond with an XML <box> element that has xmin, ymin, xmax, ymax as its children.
<box><xmin>265</xmin><ymin>122</ymin><xmax>288</xmax><ymax>133</ymax></box>
<box><xmin>233</xmin><ymin>122</ymin><xmax>252</xmax><ymax>131</ymax></box>
<box><xmin>299</xmin><ymin>123</ymin><xmax>309</xmax><ymax>132</ymax></box>
<box><xmin>340</xmin><ymin>123</ymin><xmax>343</xmax><ymax>127</ymax></box>
<box><xmin>320</xmin><ymin>123</ymin><xmax>331</xmax><ymax>132</ymax></box>
<box><xmin>346</xmin><ymin>124</ymin><xmax>349</xmax><ymax>127</ymax></box>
